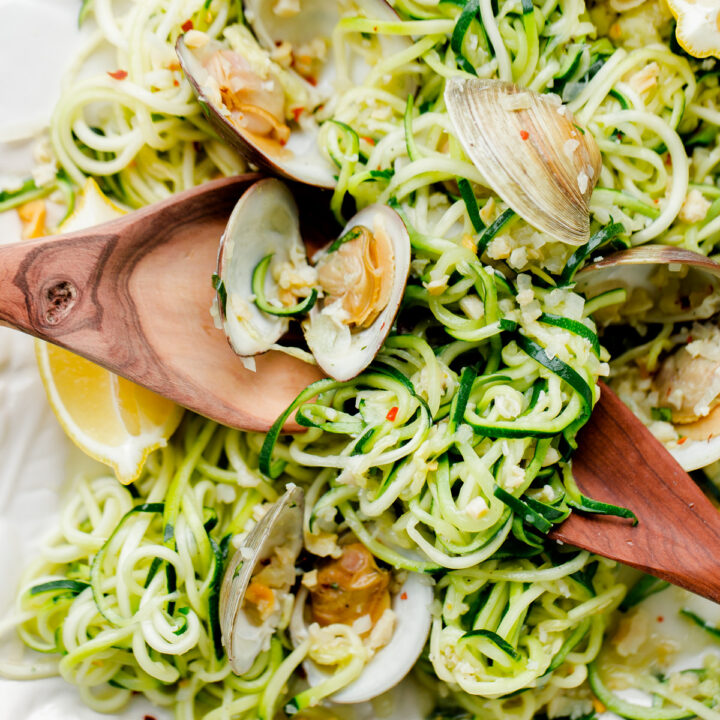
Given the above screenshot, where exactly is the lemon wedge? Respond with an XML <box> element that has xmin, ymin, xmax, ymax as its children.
<box><xmin>35</xmin><ymin>179</ymin><xmax>184</xmax><ymax>484</ymax></box>
<box><xmin>667</xmin><ymin>0</ymin><xmax>720</xmax><ymax>60</ymax></box>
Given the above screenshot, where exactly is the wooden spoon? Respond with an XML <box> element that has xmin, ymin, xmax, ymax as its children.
<box><xmin>0</xmin><ymin>175</ymin><xmax>327</xmax><ymax>432</ymax></box>
<box><xmin>0</xmin><ymin>176</ymin><xmax>719</xmax><ymax>602</ymax></box>
<box><xmin>553</xmin><ymin>383</ymin><xmax>720</xmax><ymax>604</ymax></box>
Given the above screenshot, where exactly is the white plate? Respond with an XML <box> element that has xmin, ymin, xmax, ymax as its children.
<box><xmin>0</xmin><ymin>2</ymin><xmax>717</xmax><ymax>719</ymax></box>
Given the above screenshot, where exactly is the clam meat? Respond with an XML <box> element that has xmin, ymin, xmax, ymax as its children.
<box><xmin>177</xmin><ymin>29</ymin><xmax>334</xmax><ymax>187</ymax></box>
<box><xmin>216</xmin><ymin>178</ymin><xmax>410</xmax><ymax>381</ymax></box>
<box><xmin>652</xmin><ymin>322</ymin><xmax>720</xmax><ymax>471</ymax></box>
<box><xmin>289</xmin><ymin>542</ymin><xmax>434</xmax><ymax>703</ymax></box>
<box><xmin>303</xmin><ymin>204</ymin><xmax>411</xmax><ymax>381</ymax></box>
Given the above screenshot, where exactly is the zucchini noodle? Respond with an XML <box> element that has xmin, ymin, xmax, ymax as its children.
<box><xmin>1</xmin><ymin>1</ymin><xmax>719</xmax><ymax>719</ymax></box>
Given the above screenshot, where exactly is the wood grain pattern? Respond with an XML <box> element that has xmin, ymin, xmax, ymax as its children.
<box><xmin>552</xmin><ymin>382</ymin><xmax>720</xmax><ymax>603</ymax></box>
<box><xmin>0</xmin><ymin>175</ymin><xmax>325</xmax><ymax>431</ymax></box>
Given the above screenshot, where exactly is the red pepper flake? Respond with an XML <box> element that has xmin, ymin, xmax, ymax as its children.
<box><xmin>173</xmin><ymin>79</ymin><xmax>179</xmax><ymax>87</ymax></box>
<box><xmin>373</xmin><ymin>25</ymin><xmax>378</xmax><ymax>31</ymax></box>
<box><xmin>144</xmin><ymin>716</ymin><xmax>157</xmax><ymax>720</ymax></box>
<box><xmin>400</xmin><ymin>592</ymin><xmax>408</xmax><ymax>600</ymax></box>
<box><xmin>520</xmin><ymin>129</ymin><xmax>529</xmax><ymax>141</ymax></box>
<box><xmin>181</xmin><ymin>19</ymin><xmax>194</xmax><ymax>32</ymax></box>
<box><xmin>687</xmin><ymin>335</ymin><xmax>693</xmax><ymax>343</ymax></box>
<box><xmin>657</xmin><ymin>616</ymin><xmax>664</xmax><ymax>622</ymax></box>
<box><xmin>664</xmin><ymin>154</ymin><xmax>672</xmax><ymax>166</ymax></box>
<box><xmin>107</xmin><ymin>70</ymin><xmax>128</xmax><ymax>80</ymax></box>
<box><xmin>653</xmin><ymin>198</ymin><xmax>659</xmax><ymax>204</ymax></box>
<box><xmin>678</xmin><ymin>437</ymin><xmax>688</xmax><ymax>445</ymax></box>
<box><xmin>361</xmin><ymin>136</ymin><xmax>376</xmax><ymax>146</ymax></box>
<box><xmin>386</xmin><ymin>406</ymin><xmax>399</xmax><ymax>422</ymax></box>
<box><xmin>292</xmin><ymin>107</ymin><xmax>304</xmax><ymax>123</ymax></box>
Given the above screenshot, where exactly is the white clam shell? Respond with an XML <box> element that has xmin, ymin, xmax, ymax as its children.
<box><xmin>444</xmin><ymin>77</ymin><xmax>602</xmax><ymax>245</ymax></box>
<box><xmin>217</xmin><ymin>178</ymin><xmax>305</xmax><ymax>356</ymax></box>
<box><xmin>303</xmin><ymin>204</ymin><xmax>411</xmax><ymax>381</ymax></box>
<box><xmin>219</xmin><ymin>485</ymin><xmax>304</xmax><ymax>675</ymax></box>
<box><xmin>289</xmin><ymin>572</ymin><xmax>434</xmax><ymax>703</ymax></box>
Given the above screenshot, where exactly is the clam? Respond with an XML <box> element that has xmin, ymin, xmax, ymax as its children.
<box><xmin>176</xmin><ymin>31</ymin><xmax>335</xmax><ymax>188</ymax></box>
<box><xmin>444</xmin><ymin>78</ymin><xmax>602</xmax><ymax>245</ymax></box>
<box><xmin>216</xmin><ymin>178</ymin><xmax>410</xmax><ymax>381</ymax></box>
<box><xmin>575</xmin><ymin>246</ymin><xmax>720</xmax><ymax>324</ymax></box>
<box><xmin>289</xmin><ymin>543</ymin><xmax>434</xmax><ymax>704</ymax></box>
<box><xmin>214</xmin><ymin>178</ymin><xmax>314</xmax><ymax>357</ymax></box>
<box><xmin>303</xmin><ymin>204</ymin><xmax>411</xmax><ymax>381</ymax></box>
<box><xmin>220</xmin><ymin>485</ymin><xmax>304</xmax><ymax>674</ymax></box>
<box><xmin>177</xmin><ymin>1</ymin><xmax>412</xmax><ymax>187</ymax></box>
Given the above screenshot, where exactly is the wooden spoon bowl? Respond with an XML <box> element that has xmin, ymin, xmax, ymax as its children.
<box><xmin>0</xmin><ymin>176</ymin><xmax>719</xmax><ymax>603</ymax></box>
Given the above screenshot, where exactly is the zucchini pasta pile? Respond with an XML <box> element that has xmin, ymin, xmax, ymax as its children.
<box><xmin>1</xmin><ymin>1</ymin><xmax>720</xmax><ymax>720</ymax></box>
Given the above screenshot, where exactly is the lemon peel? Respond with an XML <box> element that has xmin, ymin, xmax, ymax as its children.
<box><xmin>36</xmin><ymin>178</ymin><xmax>184</xmax><ymax>484</ymax></box>
<box><xmin>667</xmin><ymin>0</ymin><xmax>720</xmax><ymax>60</ymax></box>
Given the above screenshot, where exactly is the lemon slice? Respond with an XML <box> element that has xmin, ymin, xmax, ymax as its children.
<box><xmin>35</xmin><ymin>178</ymin><xmax>184</xmax><ymax>484</ymax></box>
<box><xmin>667</xmin><ymin>0</ymin><xmax>720</xmax><ymax>60</ymax></box>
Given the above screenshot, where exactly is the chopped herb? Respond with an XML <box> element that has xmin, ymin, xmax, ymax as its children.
<box><xmin>212</xmin><ymin>273</ymin><xmax>227</xmax><ymax>314</ymax></box>
<box><xmin>650</xmin><ymin>407</ymin><xmax>673</xmax><ymax>422</ymax></box>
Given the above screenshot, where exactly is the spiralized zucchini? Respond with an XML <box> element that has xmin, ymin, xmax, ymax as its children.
<box><xmin>2</xmin><ymin>0</ymin><xmax>720</xmax><ymax>719</ymax></box>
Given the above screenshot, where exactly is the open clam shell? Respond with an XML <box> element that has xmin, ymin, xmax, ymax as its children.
<box><xmin>176</xmin><ymin>33</ymin><xmax>335</xmax><ymax>188</ymax></box>
<box><xmin>215</xmin><ymin>178</ymin><xmax>309</xmax><ymax>357</ymax></box>
<box><xmin>289</xmin><ymin>572</ymin><xmax>434</xmax><ymax>703</ymax></box>
<box><xmin>575</xmin><ymin>246</ymin><xmax>720</xmax><ymax>324</ymax></box>
<box><xmin>220</xmin><ymin>485</ymin><xmax>304</xmax><ymax>675</ymax></box>
<box><xmin>444</xmin><ymin>78</ymin><xmax>601</xmax><ymax>245</ymax></box>
<box><xmin>303</xmin><ymin>204</ymin><xmax>411</xmax><ymax>381</ymax></box>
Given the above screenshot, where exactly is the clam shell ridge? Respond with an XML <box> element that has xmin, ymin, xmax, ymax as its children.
<box><xmin>444</xmin><ymin>77</ymin><xmax>602</xmax><ymax>245</ymax></box>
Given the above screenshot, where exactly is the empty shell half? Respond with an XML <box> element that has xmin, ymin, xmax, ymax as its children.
<box><xmin>444</xmin><ymin>78</ymin><xmax>602</xmax><ymax>245</ymax></box>
<box><xmin>219</xmin><ymin>485</ymin><xmax>304</xmax><ymax>675</ymax></box>
<box><xmin>215</xmin><ymin>178</ymin><xmax>314</xmax><ymax>357</ymax></box>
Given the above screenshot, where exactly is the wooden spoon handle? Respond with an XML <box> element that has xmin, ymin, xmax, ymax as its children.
<box><xmin>552</xmin><ymin>383</ymin><xmax>720</xmax><ymax>603</ymax></box>
<box><xmin>0</xmin><ymin>228</ymin><xmax>120</xmax><ymax>342</ymax></box>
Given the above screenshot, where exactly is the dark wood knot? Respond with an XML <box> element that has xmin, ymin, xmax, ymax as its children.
<box><xmin>41</xmin><ymin>279</ymin><xmax>78</xmax><ymax>325</ymax></box>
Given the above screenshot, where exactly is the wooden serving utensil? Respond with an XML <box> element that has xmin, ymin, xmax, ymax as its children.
<box><xmin>0</xmin><ymin>175</ymin><xmax>327</xmax><ymax>432</ymax></box>
<box><xmin>0</xmin><ymin>175</ymin><xmax>718</xmax><ymax>602</ymax></box>
<box><xmin>553</xmin><ymin>383</ymin><xmax>720</xmax><ymax>604</ymax></box>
